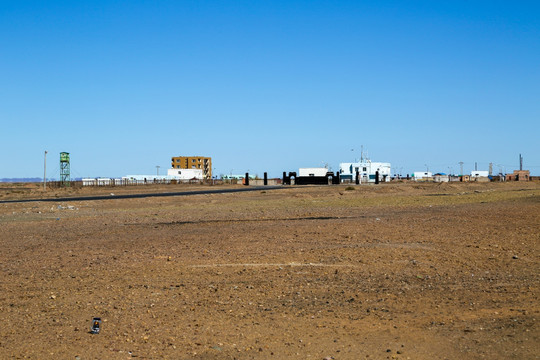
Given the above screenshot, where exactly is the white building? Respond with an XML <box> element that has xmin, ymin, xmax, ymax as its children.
<box><xmin>433</xmin><ymin>174</ymin><xmax>450</xmax><ymax>182</ymax></box>
<box><xmin>339</xmin><ymin>161</ymin><xmax>391</xmax><ymax>183</ymax></box>
<box><xmin>167</xmin><ymin>168</ymin><xmax>204</xmax><ymax>180</ymax></box>
<box><xmin>412</xmin><ymin>172</ymin><xmax>433</xmax><ymax>181</ymax></box>
<box><xmin>123</xmin><ymin>168</ymin><xmax>204</xmax><ymax>183</ymax></box>
<box><xmin>471</xmin><ymin>171</ymin><xmax>489</xmax><ymax>178</ymax></box>
<box><xmin>82</xmin><ymin>178</ymin><xmax>97</xmax><ymax>186</ymax></box>
<box><xmin>299</xmin><ymin>168</ymin><xmax>329</xmax><ymax>177</ymax></box>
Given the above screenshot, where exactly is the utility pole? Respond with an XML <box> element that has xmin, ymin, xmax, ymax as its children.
<box><xmin>459</xmin><ymin>161</ymin><xmax>464</xmax><ymax>176</ymax></box>
<box><xmin>156</xmin><ymin>165</ymin><xmax>160</xmax><ymax>176</ymax></box>
<box><xmin>43</xmin><ymin>151</ymin><xmax>48</xmax><ymax>191</ymax></box>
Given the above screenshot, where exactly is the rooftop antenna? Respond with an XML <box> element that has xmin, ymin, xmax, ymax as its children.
<box><xmin>360</xmin><ymin>145</ymin><xmax>364</xmax><ymax>162</ymax></box>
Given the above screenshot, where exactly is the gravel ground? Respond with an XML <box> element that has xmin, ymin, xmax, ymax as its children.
<box><xmin>0</xmin><ymin>181</ymin><xmax>538</xmax><ymax>359</ymax></box>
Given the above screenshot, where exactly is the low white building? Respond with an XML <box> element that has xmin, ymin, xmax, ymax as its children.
<box><xmin>123</xmin><ymin>175</ymin><xmax>170</xmax><ymax>182</ymax></box>
<box><xmin>123</xmin><ymin>168</ymin><xmax>204</xmax><ymax>183</ymax></box>
<box><xmin>97</xmin><ymin>178</ymin><xmax>112</xmax><ymax>186</ymax></box>
<box><xmin>339</xmin><ymin>161</ymin><xmax>391</xmax><ymax>183</ymax></box>
<box><xmin>413</xmin><ymin>172</ymin><xmax>433</xmax><ymax>181</ymax></box>
<box><xmin>433</xmin><ymin>174</ymin><xmax>449</xmax><ymax>182</ymax></box>
<box><xmin>299</xmin><ymin>168</ymin><xmax>329</xmax><ymax>177</ymax></box>
<box><xmin>167</xmin><ymin>168</ymin><xmax>204</xmax><ymax>180</ymax></box>
<box><xmin>82</xmin><ymin>178</ymin><xmax>96</xmax><ymax>186</ymax></box>
<box><xmin>471</xmin><ymin>171</ymin><xmax>489</xmax><ymax>178</ymax></box>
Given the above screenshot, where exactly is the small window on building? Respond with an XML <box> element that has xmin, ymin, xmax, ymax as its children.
<box><xmin>363</xmin><ymin>167</ymin><xmax>367</xmax><ymax>171</ymax></box>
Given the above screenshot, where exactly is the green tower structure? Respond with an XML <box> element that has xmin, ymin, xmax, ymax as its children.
<box><xmin>60</xmin><ymin>152</ymin><xmax>70</xmax><ymax>186</ymax></box>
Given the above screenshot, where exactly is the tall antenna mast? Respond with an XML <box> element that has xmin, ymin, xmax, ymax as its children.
<box><xmin>360</xmin><ymin>145</ymin><xmax>364</xmax><ymax>162</ymax></box>
<box><xmin>43</xmin><ymin>151</ymin><xmax>48</xmax><ymax>191</ymax></box>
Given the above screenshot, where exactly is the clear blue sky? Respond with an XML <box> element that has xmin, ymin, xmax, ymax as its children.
<box><xmin>1</xmin><ymin>0</ymin><xmax>539</xmax><ymax>178</ymax></box>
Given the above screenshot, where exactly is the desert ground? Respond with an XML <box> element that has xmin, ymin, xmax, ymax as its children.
<box><xmin>0</xmin><ymin>181</ymin><xmax>538</xmax><ymax>359</ymax></box>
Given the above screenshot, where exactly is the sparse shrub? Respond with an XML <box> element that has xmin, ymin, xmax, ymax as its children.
<box><xmin>345</xmin><ymin>186</ymin><xmax>355</xmax><ymax>191</ymax></box>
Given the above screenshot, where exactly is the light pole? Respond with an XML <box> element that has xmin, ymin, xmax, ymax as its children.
<box><xmin>156</xmin><ymin>165</ymin><xmax>160</xmax><ymax>176</ymax></box>
<box><xmin>43</xmin><ymin>151</ymin><xmax>48</xmax><ymax>191</ymax></box>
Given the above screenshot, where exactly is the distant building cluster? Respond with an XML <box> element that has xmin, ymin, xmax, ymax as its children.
<box><xmin>410</xmin><ymin>170</ymin><xmax>531</xmax><ymax>182</ymax></box>
<box><xmin>73</xmin><ymin>151</ymin><xmax>534</xmax><ymax>187</ymax></box>
<box><xmin>82</xmin><ymin>155</ymin><xmax>212</xmax><ymax>186</ymax></box>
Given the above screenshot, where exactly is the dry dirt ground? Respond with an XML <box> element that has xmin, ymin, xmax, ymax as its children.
<box><xmin>0</xmin><ymin>182</ymin><xmax>538</xmax><ymax>359</ymax></box>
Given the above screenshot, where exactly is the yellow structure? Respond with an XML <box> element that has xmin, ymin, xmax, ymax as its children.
<box><xmin>171</xmin><ymin>156</ymin><xmax>212</xmax><ymax>179</ymax></box>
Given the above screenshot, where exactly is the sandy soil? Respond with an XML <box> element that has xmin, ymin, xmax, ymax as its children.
<box><xmin>0</xmin><ymin>181</ymin><xmax>538</xmax><ymax>359</ymax></box>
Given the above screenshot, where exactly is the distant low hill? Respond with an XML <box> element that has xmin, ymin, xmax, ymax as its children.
<box><xmin>0</xmin><ymin>178</ymin><xmax>85</xmax><ymax>183</ymax></box>
<box><xmin>0</xmin><ymin>178</ymin><xmax>44</xmax><ymax>183</ymax></box>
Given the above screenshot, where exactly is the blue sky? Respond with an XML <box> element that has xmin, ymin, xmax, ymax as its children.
<box><xmin>1</xmin><ymin>0</ymin><xmax>539</xmax><ymax>178</ymax></box>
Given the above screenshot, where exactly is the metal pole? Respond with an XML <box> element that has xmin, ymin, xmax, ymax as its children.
<box><xmin>156</xmin><ymin>165</ymin><xmax>160</xmax><ymax>176</ymax></box>
<box><xmin>43</xmin><ymin>151</ymin><xmax>48</xmax><ymax>191</ymax></box>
